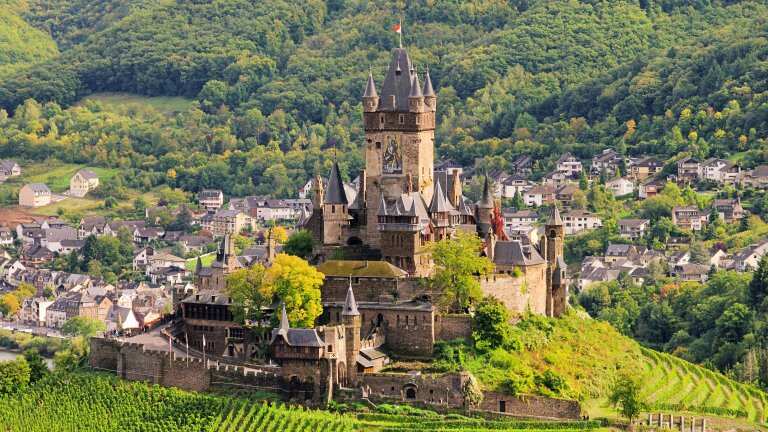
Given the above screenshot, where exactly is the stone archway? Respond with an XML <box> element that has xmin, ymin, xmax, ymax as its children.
<box><xmin>403</xmin><ymin>384</ymin><xmax>417</xmax><ymax>400</ymax></box>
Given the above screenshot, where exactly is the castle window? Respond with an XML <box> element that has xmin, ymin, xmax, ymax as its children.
<box><xmin>416</xmin><ymin>115</ymin><xmax>420</xmax><ymax>125</ymax></box>
<box><xmin>380</xmin><ymin>115</ymin><xmax>385</xmax><ymax>125</ymax></box>
<box><xmin>376</xmin><ymin>142</ymin><xmax>381</xmax><ymax>149</ymax></box>
<box><xmin>398</xmin><ymin>114</ymin><xmax>404</xmax><ymax>124</ymax></box>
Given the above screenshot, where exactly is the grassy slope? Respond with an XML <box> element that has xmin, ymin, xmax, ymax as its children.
<box><xmin>76</xmin><ymin>92</ymin><xmax>195</xmax><ymax>116</ymax></box>
<box><xmin>458</xmin><ymin>313</ymin><xmax>766</xmax><ymax>425</ymax></box>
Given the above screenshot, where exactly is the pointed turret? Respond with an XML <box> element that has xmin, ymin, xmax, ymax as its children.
<box><xmin>448</xmin><ymin>170</ymin><xmax>462</xmax><ymax>209</ymax></box>
<box><xmin>279</xmin><ymin>302</ymin><xmax>290</xmax><ymax>330</ymax></box>
<box><xmin>478</xmin><ymin>175</ymin><xmax>494</xmax><ymax>209</ymax></box>
<box><xmin>409</xmin><ymin>69</ymin><xmax>424</xmax><ymax>113</ymax></box>
<box><xmin>429</xmin><ymin>176</ymin><xmax>454</xmax><ymax>214</ymax></box>
<box><xmin>325</xmin><ymin>162</ymin><xmax>348</xmax><ymax>205</ymax></box>
<box><xmin>363</xmin><ymin>71</ymin><xmax>379</xmax><ymax>113</ymax></box>
<box><xmin>423</xmin><ymin>67</ymin><xmax>436</xmax><ymax>112</ymax></box>
<box><xmin>547</xmin><ymin>205</ymin><xmax>563</xmax><ymax>226</ymax></box>
<box><xmin>342</xmin><ymin>278</ymin><xmax>360</xmax><ymax>316</ymax></box>
<box><xmin>379</xmin><ymin>48</ymin><xmax>414</xmax><ymax>111</ymax></box>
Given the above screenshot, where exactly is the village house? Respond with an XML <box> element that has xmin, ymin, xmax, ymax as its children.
<box><xmin>500</xmin><ymin>175</ymin><xmax>534</xmax><ymax>199</ymax></box>
<box><xmin>133</xmin><ymin>246</ymin><xmax>155</xmax><ymax>271</ymax></box>
<box><xmin>702</xmin><ymin>158</ymin><xmax>740</xmax><ymax>184</ymax></box>
<box><xmin>731</xmin><ymin>240</ymin><xmax>768</xmax><ymax>271</ymax></box>
<box><xmin>712</xmin><ymin>198</ymin><xmax>744</xmax><ymax>224</ymax></box>
<box><xmin>743</xmin><ymin>165</ymin><xmax>768</xmax><ymax>188</ymax></box>
<box><xmin>145</xmin><ymin>252</ymin><xmax>186</xmax><ymax>276</ymax></box>
<box><xmin>19</xmin><ymin>297</ymin><xmax>53</xmax><ymax>327</ymax></box>
<box><xmin>197</xmin><ymin>189</ymin><xmax>224</xmax><ymax>211</ymax></box>
<box><xmin>19</xmin><ymin>183</ymin><xmax>51</xmax><ymax>207</ymax></box>
<box><xmin>178</xmin><ymin>234</ymin><xmax>212</xmax><ymax>255</ymax></box>
<box><xmin>672</xmin><ymin>206</ymin><xmax>708</xmax><ymax>231</ymax></box>
<box><xmin>562</xmin><ymin>210</ymin><xmax>602</xmax><ymax>235</ymax></box>
<box><xmin>591</xmin><ymin>149</ymin><xmax>623</xmax><ymax>175</ymax></box>
<box><xmin>542</xmin><ymin>170</ymin><xmax>573</xmax><ymax>187</ymax></box>
<box><xmin>606</xmin><ymin>177</ymin><xmax>634</xmax><ymax>197</ymax></box>
<box><xmin>618</xmin><ymin>219</ymin><xmax>650</xmax><ymax>240</ymax></box>
<box><xmin>200</xmin><ymin>209</ymin><xmax>253</xmax><ymax>237</ymax></box>
<box><xmin>78</xmin><ymin>216</ymin><xmax>108</xmax><ymax>239</ymax></box>
<box><xmin>510</xmin><ymin>155</ymin><xmax>533</xmax><ymax>177</ymax></box>
<box><xmin>0</xmin><ymin>160</ymin><xmax>21</xmax><ymax>180</ymax></box>
<box><xmin>672</xmin><ymin>263</ymin><xmax>710</xmax><ymax>282</ymax></box>
<box><xmin>41</xmin><ymin>226</ymin><xmax>79</xmax><ymax>253</ymax></box>
<box><xmin>69</xmin><ymin>169</ymin><xmax>100</xmax><ymax>197</ymax></box>
<box><xmin>630</xmin><ymin>157</ymin><xmax>663</xmax><ymax>181</ymax></box>
<box><xmin>555</xmin><ymin>184</ymin><xmax>581</xmax><ymax>208</ymax></box>
<box><xmin>502</xmin><ymin>209</ymin><xmax>538</xmax><ymax>226</ymax></box>
<box><xmin>523</xmin><ymin>185</ymin><xmax>556</xmax><ymax>207</ymax></box>
<box><xmin>556</xmin><ymin>152</ymin><xmax>583</xmax><ymax>177</ymax></box>
<box><xmin>133</xmin><ymin>226</ymin><xmax>165</xmax><ymax>244</ymax></box>
<box><xmin>638</xmin><ymin>176</ymin><xmax>666</xmax><ymax>199</ymax></box>
<box><xmin>676</xmin><ymin>157</ymin><xmax>702</xmax><ymax>183</ymax></box>
<box><xmin>506</xmin><ymin>224</ymin><xmax>539</xmax><ymax>246</ymax></box>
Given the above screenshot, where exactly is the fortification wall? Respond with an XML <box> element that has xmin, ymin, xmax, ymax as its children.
<box><xmin>479</xmin><ymin>271</ymin><xmax>547</xmax><ymax>316</ymax></box>
<box><xmin>479</xmin><ymin>392</ymin><xmax>581</xmax><ymax>420</ymax></box>
<box><xmin>434</xmin><ymin>314</ymin><xmax>472</xmax><ymax>341</ymax></box>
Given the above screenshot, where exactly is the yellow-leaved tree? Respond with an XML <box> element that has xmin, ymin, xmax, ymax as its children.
<box><xmin>266</xmin><ymin>254</ymin><xmax>324</xmax><ymax>328</ymax></box>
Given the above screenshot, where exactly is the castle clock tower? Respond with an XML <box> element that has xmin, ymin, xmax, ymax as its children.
<box><xmin>362</xmin><ymin>48</ymin><xmax>437</xmax><ymax>248</ymax></box>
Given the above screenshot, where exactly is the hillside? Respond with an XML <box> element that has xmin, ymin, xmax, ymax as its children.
<box><xmin>0</xmin><ymin>1</ymin><xmax>59</xmax><ymax>78</ymax></box>
<box><xmin>425</xmin><ymin>312</ymin><xmax>767</xmax><ymax>424</ymax></box>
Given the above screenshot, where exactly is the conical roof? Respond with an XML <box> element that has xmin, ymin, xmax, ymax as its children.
<box><xmin>363</xmin><ymin>71</ymin><xmax>378</xmax><ymax>98</ymax></box>
<box><xmin>342</xmin><ymin>279</ymin><xmax>359</xmax><ymax>316</ymax></box>
<box><xmin>547</xmin><ymin>205</ymin><xmax>563</xmax><ymax>226</ymax></box>
<box><xmin>409</xmin><ymin>71</ymin><xmax>423</xmax><ymax>98</ymax></box>
<box><xmin>423</xmin><ymin>68</ymin><xmax>435</xmax><ymax>97</ymax></box>
<box><xmin>379</xmin><ymin>48</ymin><xmax>414</xmax><ymax>111</ymax></box>
<box><xmin>279</xmin><ymin>302</ymin><xmax>290</xmax><ymax>330</ymax></box>
<box><xmin>477</xmin><ymin>175</ymin><xmax>494</xmax><ymax>209</ymax></box>
<box><xmin>430</xmin><ymin>176</ymin><xmax>455</xmax><ymax>213</ymax></box>
<box><xmin>325</xmin><ymin>162</ymin><xmax>348</xmax><ymax>205</ymax></box>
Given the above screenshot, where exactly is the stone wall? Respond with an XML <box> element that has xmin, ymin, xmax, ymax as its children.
<box><xmin>479</xmin><ymin>269</ymin><xmax>548</xmax><ymax>316</ymax></box>
<box><xmin>479</xmin><ymin>391</ymin><xmax>581</xmax><ymax>420</ymax></box>
<box><xmin>435</xmin><ymin>314</ymin><xmax>472</xmax><ymax>341</ymax></box>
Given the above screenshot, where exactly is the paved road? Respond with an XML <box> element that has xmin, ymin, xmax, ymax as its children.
<box><xmin>0</xmin><ymin>321</ymin><xmax>64</xmax><ymax>338</ymax></box>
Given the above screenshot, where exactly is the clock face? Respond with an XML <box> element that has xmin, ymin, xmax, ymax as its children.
<box><xmin>383</xmin><ymin>137</ymin><xmax>402</xmax><ymax>174</ymax></box>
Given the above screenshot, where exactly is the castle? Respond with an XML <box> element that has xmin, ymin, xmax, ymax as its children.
<box><xmin>304</xmin><ymin>44</ymin><xmax>568</xmax><ymax>317</ymax></box>
<box><xmin>113</xmin><ymin>43</ymin><xmax>570</xmax><ymax>412</ymax></box>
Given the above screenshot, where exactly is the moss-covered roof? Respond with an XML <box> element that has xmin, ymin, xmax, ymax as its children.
<box><xmin>316</xmin><ymin>260</ymin><xmax>407</xmax><ymax>278</ymax></box>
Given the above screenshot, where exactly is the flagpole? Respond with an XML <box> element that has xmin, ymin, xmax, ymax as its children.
<box><xmin>185</xmin><ymin>332</ymin><xmax>189</xmax><ymax>365</ymax></box>
<box><xmin>399</xmin><ymin>18</ymin><xmax>403</xmax><ymax>48</ymax></box>
<box><xmin>202</xmin><ymin>334</ymin><xmax>206</xmax><ymax>367</ymax></box>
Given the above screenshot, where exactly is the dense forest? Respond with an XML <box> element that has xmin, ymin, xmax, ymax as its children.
<box><xmin>0</xmin><ymin>0</ymin><xmax>767</xmax><ymax>198</ymax></box>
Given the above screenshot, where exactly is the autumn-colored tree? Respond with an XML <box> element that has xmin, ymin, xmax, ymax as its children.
<box><xmin>266</xmin><ymin>254</ymin><xmax>324</xmax><ymax>328</ymax></box>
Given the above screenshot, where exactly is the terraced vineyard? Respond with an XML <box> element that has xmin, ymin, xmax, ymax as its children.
<box><xmin>0</xmin><ymin>372</ymin><xmax>606</xmax><ymax>432</ymax></box>
<box><xmin>640</xmin><ymin>347</ymin><xmax>768</xmax><ymax>424</ymax></box>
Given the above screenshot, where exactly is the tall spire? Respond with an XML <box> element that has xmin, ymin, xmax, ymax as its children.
<box><xmin>423</xmin><ymin>67</ymin><xmax>435</xmax><ymax>97</ymax></box>
<box><xmin>547</xmin><ymin>205</ymin><xmax>563</xmax><ymax>226</ymax></box>
<box><xmin>478</xmin><ymin>174</ymin><xmax>494</xmax><ymax>209</ymax></box>
<box><xmin>194</xmin><ymin>256</ymin><xmax>202</xmax><ymax>274</ymax></box>
<box><xmin>409</xmin><ymin>69</ymin><xmax>423</xmax><ymax>98</ymax></box>
<box><xmin>363</xmin><ymin>70</ymin><xmax>378</xmax><ymax>98</ymax></box>
<box><xmin>325</xmin><ymin>162</ymin><xmax>348</xmax><ymax>205</ymax></box>
<box><xmin>343</xmin><ymin>278</ymin><xmax>360</xmax><ymax>316</ymax></box>
<box><xmin>279</xmin><ymin>302</ymin><xmax>290</xmax><ymax>330</ymax></box>
<box><xmin>430</xmin><ymin>175</ymin><xmax>454</xmax><ymax>213</ymax></box>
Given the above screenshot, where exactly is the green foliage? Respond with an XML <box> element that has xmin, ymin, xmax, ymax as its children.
<box><xmin>226</xmin><ymin>263</ymin><xmax>270</xmax><ymax>325</ymax></box>
<box><xmin>430</xmin><ymin>232</ymin><xmax>493</xmax><ymax>312</ymax></box>
<box><xmin>609</xmin><ymin>374</ymin><xmax>644</xmax><ymax>423</ymax></box>
<box><xmin>748</xmin><ymin>254</ymin><xmax>768</xmax><ymax>311</ymax></box>
<box><xmin>0</xmin><ymin>357</ymin><xmax>30</xmax><ymax>396</ymax></box>
<box><xmin>22</xmin><ymin>349</ymin><xmax>48</xmax><ymax>383</ymax></box>
<box><xmin>266</xmin><ymin>253</ymin><xmax>324</xmax><ymax>328</ymax></box>
<box><xmin>472</xmin><ymin>297</ymin><xmax>514</xmax><ymax>352</ymax></box>
<box><xmin>283</xmin><ymin>230</ymin><xmax>314</xmax><ymax>259</ymax></box>
<box><xmin>61</xmin><ymin>316</ymin><xmax>106</xmax><ymax>338</ymax></box>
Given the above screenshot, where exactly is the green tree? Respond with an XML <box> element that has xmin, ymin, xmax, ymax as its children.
<box><xmin>0</xmin><ymin>357</ymin><xmax>30</xmax><ymax>395</ymax></box>
<box><xmin>23</xmin><ymin>349</ymin><xmax>48</xmax><ymax>383</ymax></box>
<box><xmin>266</xmin><ymin>254</ymin><xmax>324</xmax><ymax>328</ymax></box>
<box><xmin>226</xmin><ymin>263</ymin><xmax>271</xmax><ymax>324</ymax></box>
<box><xmin>472</xmin><ymin>297</ymin><xmax>513</xmax><ymax>352</ymax></box>
<box><xmin>61</xmin><ymin>316</ymin><xmax>106</xmax><ymax>338</ymax></box>
<box><xmin>430</xmin><ymin>232</ymin><xmax>493</xmax><ymax>312</ymax></box>
<box><xmin>283</xmin><ymin>230</ymin><xmax>314</xmax><ymax>258</ymax></box>
<box><xmin>609</xmin><ymin>374</ymin><xmax>644</xmax><ymax>424</ymax></box>
<box><xmin>749</xmin><ymin>255</ymin><xmax>768</xmax><ymax>311</ymax></box>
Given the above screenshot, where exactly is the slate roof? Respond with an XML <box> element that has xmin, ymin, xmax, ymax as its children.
<box><xmin>76</xmin><ymin>169</ymin><xmax>98</xmax><ymax>180</ymax></box>
<box><xmin>363</xmin><ymin>71</ymin><xmax>378</xmax><ymax>98</ymax></box>
<box><xmin>325</xmin><ymin>162</ymin><xmax>348</xmax><ymax>205</ymax></box>
<box><xmin>378</xmin><ymin>48</ymin><xmax>415</xmax><ymax>111</ymax></box>
<box><xmin>493</xmin><ymin>240</ymin><xmax>545</xmax><ymax>266</ymax></box>
<box><xmin>477</xmin><ymin>175</ymin><xmax>494</xmax><ymax>209</ymax></box>
<box><xmin>429</xmin><ymin>178</ymin><xmax>455</xmax><ymax>214</ymax></box>
<box><xmin>24</xmin><ymin>183</ymin><xmax>50</xmax><ymax>194</ymax></box>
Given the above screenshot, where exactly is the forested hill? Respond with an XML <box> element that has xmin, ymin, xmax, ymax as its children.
<box><xmin>0</xmin><ymin>0</ymin><xmax>767</xmax><ymax>198</ymax></box>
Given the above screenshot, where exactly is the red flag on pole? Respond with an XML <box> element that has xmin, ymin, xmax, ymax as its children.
<box><xmin>392</xmin><ymin>23</ymin><xmax>401</xmax><ymax>33</ymax></box>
